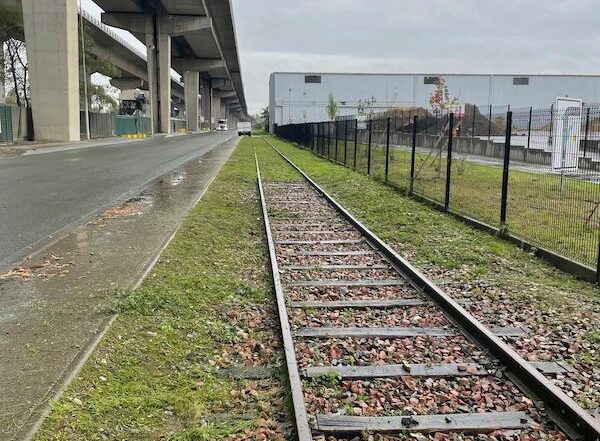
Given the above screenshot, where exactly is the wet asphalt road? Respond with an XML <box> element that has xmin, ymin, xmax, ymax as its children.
<box><xmin>0</xmin><ymin>132</ymin><xmax>234</xmax><ymax>271</ymax></box>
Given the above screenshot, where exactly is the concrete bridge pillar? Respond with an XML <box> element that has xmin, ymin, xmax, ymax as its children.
<box><xmin>144</xmin><ymin>16</ymin><xmax>159</xmax><ymax>134</ymax></box>
<box><xmin>143</xmin><ymin>18</ymin><xmax>171</xmax><ymax>134</ymax></box>
<box><xmin>200</xmin><ymin>75</ymin><xmax>211</xmax><ymax>130</ymax></box>
<box><xmin>211</xmin><ymin>90</ymin><xmax>221</xmax><ymax>128</ymax></box>
<box><xmin>184</xmin><ymin>70</ymin><xmax>199</xmax><ymax>132</ymax></box>
<box><xmin>22</xmin><ymin>0</ymin><xmax>80</xmax><ymax>141</ymax></box>
<box><xmin>157</xmin><ymin>29</ymin><xmax>171</xmax><ymax>134</ymax></box>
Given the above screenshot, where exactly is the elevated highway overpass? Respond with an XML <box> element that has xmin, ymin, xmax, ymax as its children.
<box><xmin>1</xmin><ymin>0</ymin><xmax>247</xmax><ymax>141</ymax></box>
<box><xmin>79</xmin><ymin>7</ymin><xmax>186</xmax><ymax>101</ymax></box>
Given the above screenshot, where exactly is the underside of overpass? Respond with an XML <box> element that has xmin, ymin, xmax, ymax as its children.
<box><xmin>3</xmin><ymin>0</ymin><xmax>247</xmax><ymax>141</ymax></box>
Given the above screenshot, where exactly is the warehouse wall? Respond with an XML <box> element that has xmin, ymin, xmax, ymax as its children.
<box><xmin>269</xmin><ymin>72</ymin><xmax>600</xmax><ymax>131</ymax></box>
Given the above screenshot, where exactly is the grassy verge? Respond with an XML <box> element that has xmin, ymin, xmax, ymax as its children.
<box><xmin>36</xmin><ymin>138</ymin><xmax>293</xmax><ymax>440</ymax></box>
<box><xmin>314</xmin><ymin>138</ymin><xmax>599</xmax><ymax>266</ymax></box>
<box><xmin>267</xmin><ymin>136</ymin><xmax>600</xmax><ymax>361</ymax></box>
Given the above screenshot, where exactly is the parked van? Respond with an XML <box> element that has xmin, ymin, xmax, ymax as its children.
<box><xmin>237</xmin><ymin>121</ymin><xmax>252</xmax><ymax>136</ymax></box>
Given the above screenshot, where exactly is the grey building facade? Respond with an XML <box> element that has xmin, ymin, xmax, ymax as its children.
<box><xmin>269</xmin><ymin>72</ymin><xmax>600</xmax><ymax>132</ymax></box>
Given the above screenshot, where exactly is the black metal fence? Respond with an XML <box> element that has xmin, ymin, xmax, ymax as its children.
<box><xmin>274</xmin><ymin>104</ymin><xmax>600</xmax><ymax>283</ymax></box>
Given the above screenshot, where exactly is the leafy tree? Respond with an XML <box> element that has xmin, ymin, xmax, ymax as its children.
<box><xmin>259</xmin><ymin>106</ymin><xmax>269</xmax><ymax>131</ymax></box>
<box><xmin>89</xmin><ymin>83</ymin><xmax>118</xmax><ymax>112</ymax></box>
<box><xmin>79</xmin><ymin>22</ymin><xmax>120</xmax><ymax>112</ymax></box>
<box><xmin>429</xmin><ymin>77</ymin><xmax>454</xmax><ymax>113</ymax></box>
<box><xmin>327</xmin><ymin>93</ymin><xmax>338</xmax><ymax>121</ymax></box>
<box><xmin>357</xmin><ymin>95</ymin><xmax>377</xmax><ymax>118</ymax></box>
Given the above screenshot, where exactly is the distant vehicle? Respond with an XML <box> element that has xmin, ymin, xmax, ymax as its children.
<box><xmin>216</xmin><ymin>118</ymin><xmax>228</xmax><ymax>131</ymax></box>
<box><xmin>237</xmin><ymin>121</ymin><xmax>252</xmax><ymax>136</ymax></box>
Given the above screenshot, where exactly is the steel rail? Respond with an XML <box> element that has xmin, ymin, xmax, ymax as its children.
<box><xmin>263</xmin><ymin>137</ymin><xmax>600</xmax><ymax>441</ymax></box>
<box><xmin>254</xmin><ymin>152</ymin><xmax>313</xmax><ymax>441</ymax></box>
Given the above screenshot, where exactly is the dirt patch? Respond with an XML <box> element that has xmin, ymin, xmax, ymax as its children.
<box><xmin>91</xmin><ymin>195</ymin><xmax>153</xmax><ymax>225</ymax></box>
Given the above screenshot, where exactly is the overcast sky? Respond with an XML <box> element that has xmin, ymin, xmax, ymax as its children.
<box><xmin>84</xmin><ymin>0</ymin><xmax>600</xmax><ymax>115</ymax></box>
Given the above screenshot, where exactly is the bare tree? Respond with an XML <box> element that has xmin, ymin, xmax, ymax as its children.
<box><xmin>5</xmin><ymin>38</ymin><xmax>28</xmax><ymax>107</ymax></box>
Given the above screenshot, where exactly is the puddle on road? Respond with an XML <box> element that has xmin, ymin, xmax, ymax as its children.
<box><xmin>167</xmin><ymin>168</ymin><xmax>187</xmax><ymax>186</ymax></box>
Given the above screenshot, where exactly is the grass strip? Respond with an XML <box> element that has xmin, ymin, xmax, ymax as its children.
<box><xmin>325</xmin><ymin>140</ymin><xmax>599</xmax><ymax>266</ymax></box>
<box><xmin>37</xmin><ymin>138</ymin><xmax>295</xmax><ymax>440</ymax></box>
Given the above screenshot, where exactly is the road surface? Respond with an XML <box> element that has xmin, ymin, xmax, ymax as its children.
<box><xmin>0</xmin><ymin>132</ymin><xmax>233</xmax><ymax>271</ymax></box>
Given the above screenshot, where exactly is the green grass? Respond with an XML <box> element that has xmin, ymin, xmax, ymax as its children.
<box><xmin>36</xmin><ymin>138</ymin><xmax>293</xmax><ymax>440</ymax></box>
<box><xmin>34</xmin><ymin>135</ymin><xmax>600</xmax><ymax>439</ymax></box>
<box><xmin>313</xmin><ymin>138</ymin><xmax>600</xmax><ymax>267</ymax></box>
<box><xmin>268</xmin><ymin>135</ymin><xmax>600</xmax><ymax>295</ymax></box>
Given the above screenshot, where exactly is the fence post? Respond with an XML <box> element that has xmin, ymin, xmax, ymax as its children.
<box><xmin>471</xmin><ymin>105</ymin><xmax>476</xmax><ymax>138</ymax></box>
<box><xmin>596</xmin><ymin>233</ymin><xmax>600</xmax><ymax>285</ymax></box>
<box><xmin>353</xmin><ymin>119</ymin><xmax>358</xmax><ymax>168</ymax></box>
<box><xmin>488</xmin><ymin>104</ymin><xmax>492</xmax><ymax>140</ymax></box>
<box><xmin>523</xmin><ymin>107</ymin><xmax>532</xmax><ymax>163</ymax></box>
<box><xmin>526</xmin><ymin>107</ymin><xmax>532</xmax><ymax>150</ymax></box>
<box><xmin>500</xmin><ymin>111</ymin><xmax>513</xmax><ymax>226</ymax></box>
<box><xmin>344</xmin><ymin>119</ymin><xmax>348</xmax><ymax>166</ymax></box>
<box><xmin>316</xmin><ymin>123</ymin><xmax>320</xmax><ymax>155</ymax></box>
<box><xmin>444</xmin><ymin>113</ymin><xmax>454</xmax><ymax>210</ymax></box>
<box><xmin>319</xmin><ymin>122</ymin><xmax>325</xmax><ymax>156</ymax></box>
<box><xmin>334</xmin><ymin>121</ymin><xmax>339</xmax><ymax>162</ymax></box>
<box><xmin>435</xmin><ymin>110</ymin><xmax>439</xmax><ymax>135</ymax></box>
<box><xmin>410</xmin><ymin>115</ymin><xmax>417</xmax><ymax>193</ymax></box>
<box><xmin>385</xmin><ymin>117</ymin><xmax>391</xmax><ymax>182</ymax></box>
<box><xmin>549</xmin><ymin>104</ymin><xmax>554</xmax><ymax>147</ymax></box>
<box><xmin>584</xmin><ymin>107</ymin><xmax>590</xmax><ymax>158</ymax></box>
<box><xmin>327</xmin><ymin>121</ymin><xmax>331</xmax><ymax>158</ymax></box>
<box><xmin>367</xmin><ymin>118</ymin><xmax>372</xmax><ymax>175</ymax></box>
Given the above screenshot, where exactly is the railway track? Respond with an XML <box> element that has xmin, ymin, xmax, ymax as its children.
<box><xmin>255</xmin><ymin>138</ymin><xmax>600</xmax><ymax>440</ymax></box>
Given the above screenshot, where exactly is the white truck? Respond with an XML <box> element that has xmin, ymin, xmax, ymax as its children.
<box><xmin>216</xmin><ymin>118</ymin><xmax>228</xmax><ymax>131</ymax></box>
<box><xmin>237</xmin><ymin>121</ymin><xmax>252</xmax><ymax>136</ymax></box>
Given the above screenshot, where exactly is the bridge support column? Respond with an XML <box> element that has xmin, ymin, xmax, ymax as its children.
<box><xmin>200</xmin><ymin>75</ymin><xmax>210</xmax><ymax>130</ymax></box>
<box><xmin>22</xmin><ymin>0</ymin><xmax>79</xmax><ymax>141</ymax></box>
<box><xmin>221</xmin><ymin>101</ymin><xmax>227</xmax><ymax>125</ymax></box>
<box><xmin>145</xmin><ymin>16</ymin><xmax>159</xmax><ymax>134</ymax></box>
<box><xmin>146</xmin><ymin>19</ymin><xmax>171</xmax><ymax>134</ymax></box>
<box><xmin>184</xmin><ymin>71</ymin><xmax>199</xmax><ymax>132</ymax></box>
<box><xmin>157</xmin><ymin>29</ymin><xmax>171</xmax><ymax>134</ymax></box>
<box><xmin>211</xmin><ymin>90</ymin><xmax>221</xmax><ymax>128</ymax></box>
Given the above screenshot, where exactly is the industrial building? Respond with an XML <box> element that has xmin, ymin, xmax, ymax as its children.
<box><xmin>269</xmin><ymin>72</ymin><xmax>600</xmax><ymax>132</ymax></box>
